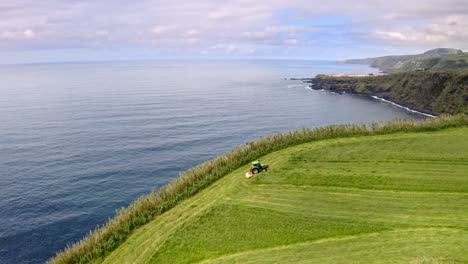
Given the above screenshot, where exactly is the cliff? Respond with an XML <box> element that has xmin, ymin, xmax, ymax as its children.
<box><xmin>311</xmin><ymin>70</ymin><xmax>468</xmax><ymax>115</ymax></box>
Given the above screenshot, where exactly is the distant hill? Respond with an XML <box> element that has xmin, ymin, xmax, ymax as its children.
<box><xmin>422</xmin><ymin>48</ymin><xmax>464</xmax><ymax>56</ymax></box>
<box><xmin>339</xmin><ymin>48</ymin><xmax>467</xmax><ymax>73</ymax></box>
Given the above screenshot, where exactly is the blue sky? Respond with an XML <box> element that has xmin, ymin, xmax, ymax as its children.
<box><xmin>1</xmin><ymin>0</ymin><xmax>467</xmax><ymax>64</ymax></box>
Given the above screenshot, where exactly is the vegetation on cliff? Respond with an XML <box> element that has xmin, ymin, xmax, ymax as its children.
<box><xmin>311</xmin><ymin>70</ymin><xmax>468</xmax><ymax>115</ymax></box>
<box><xmin>339</xmin><ymin>48</ymin><xmax>467</xmax><ymax>73</ymax></box>
<box><xmin>48</xmin><ymin>115</ymin><xmax>467</xmax><ymax>264</ymax></box>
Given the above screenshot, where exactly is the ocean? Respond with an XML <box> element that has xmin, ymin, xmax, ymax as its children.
<box><xmin>0</xmin><ymin>60</ymin><xmax>426</xmax><ymax>263</ymax></box>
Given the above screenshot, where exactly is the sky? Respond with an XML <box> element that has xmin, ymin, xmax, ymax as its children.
<box><xmin>1</xmin><ymin>0</ymin><xmax>468</xmax><ymax>64</ymax></box>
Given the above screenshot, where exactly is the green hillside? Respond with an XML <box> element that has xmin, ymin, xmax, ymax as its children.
<box><xmin>311</xmin><ymin>70</ymin><xmax>468</xmax><ymax>115</ymax></box>
<box><xmin>102</xmin><ymin>122</ymin><xmax>467</xmax><ymax>263</ymax></box>
<box><xmin>340</xmin><ymin>48</ymin><xmax>468</xmax><ymax>73</ymax></box>
<box><xmin>392</xmin><ymin>54</ymin><xmax>468</xmax><ymax>73</ymax></box>
<box><xmin>49</xmin><ymin>116</ymin><xmax>468</xmax><ymax>264</ymax></box>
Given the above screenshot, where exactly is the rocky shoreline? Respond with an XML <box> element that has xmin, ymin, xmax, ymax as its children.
<box><xmin>290</xmin><ymin>77</ymin><xmax>439</xmax><ymax>117</ymax></box>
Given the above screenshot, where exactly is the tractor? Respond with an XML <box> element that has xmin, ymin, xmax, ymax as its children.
<box><xmin>245</xmin><ymin>160</ymin><xmax>269</xmax><ymax>178</ymax></box>
<box><xmin>251</xmin><ymin>160</ymin><xmax>269</xmax><ymax>174</ymax></box>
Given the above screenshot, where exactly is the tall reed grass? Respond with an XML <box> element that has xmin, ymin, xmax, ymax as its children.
<box><xmin>49</xmin><ymin>114</ymin><xmax>467</xmax><ymax>264</ymax></box>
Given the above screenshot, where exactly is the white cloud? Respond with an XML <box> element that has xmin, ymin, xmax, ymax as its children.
<box><xmin>152</xmin><ymin>25</ymin><xmax>178</xmax><ymax>35</ymax></box>
<box><xmin>210</xmin><ymin>44</ymin><xmax>238</xmax><ymax>53</ymax></box>
<box><xmin>185</xmin><ymin>29</ymin><xmax>199</xmax><ymax>36</ymax></box>
<box><xmin>23</xmin><ymin>29</ymin><xmax>35</xmax><ymax>39</ymax></box>
<box><xmin>376</xmin><ymin>30</ymin><xmax>449</xmax><ymax>43</ymax></box>
<box><xmin>376</xmin><ymin>31</ymin><xmax>413</xmax><ymax>41</ymax></box>
<box><xmin>372</xmin><ymin>14</ymin><xmax>468</xmax><ymax>49</ymax></box>
<box><xmin>238</xmin><ymin>25</ymin><xmax>320</xmax><ymax>46</ymax></box>
<box><xmin>0</xmin><ymin>29</ymin><xmax>35</xmax><ymax>40</ymax></box>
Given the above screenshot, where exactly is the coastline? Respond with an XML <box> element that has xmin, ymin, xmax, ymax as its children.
<box><xmin>369</xmin><ymin>95</ymin><xmax>436</xmax><ymax>118</ymax></box>
<box><xmin>295</xmin><ymin>77</ymin><xmax>437</xmax><ymax>117</ymax></box>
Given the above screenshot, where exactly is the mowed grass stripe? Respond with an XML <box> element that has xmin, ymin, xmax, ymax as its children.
<box><xmin>237</xmin><ymin>196</ymin><xmax>468</xmax><ymax>228</ymax></box>
<box><xmin>245</xmin><ymin>186</ymin><xmax>468</xmax><ymax>211</ymax></box>
<box><xmin>104</xmin><ymin>127</ymin><xmax>468</xmax><ymax>263</ymax></box>
<box><xmin>201</xmin><ymin>228</ymin><xmax>468</xmax><ymax>264</ymax></box>
<box><xmin>252</xmin><ymin>183</ymin><xmax>468</xmax><ymax>195</ymax></box>
<box><xmin>235</xmin><ymin>186</ymin><xmax>468</xmax><ymax>227</ymax></box>
<box><xmin>295</xmin><ymin>161</ymin><xmax>468</xmax><ymax>179</ymax></box>
<box><xmin>261</xmin><ymin>161</ymin><xmax>468</xmax><ymax>192</ymax></box>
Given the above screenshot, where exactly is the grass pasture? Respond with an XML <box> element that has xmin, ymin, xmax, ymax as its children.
<box><xmin>102</xmin><ymin>126</ymin><xmax>468</xmax><ymax>263</ymax></box>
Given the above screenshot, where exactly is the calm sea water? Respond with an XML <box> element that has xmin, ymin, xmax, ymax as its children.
<box><xmin>0</xmin><ymin>60</ymin><xmax>426</xmax><ymax>263</ymax></box>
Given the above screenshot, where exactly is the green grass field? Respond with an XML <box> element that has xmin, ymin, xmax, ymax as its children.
<box><xmin>100</xmin><ymin>126</ymin><xmax>468</xmax><ymax>263</ymax></box>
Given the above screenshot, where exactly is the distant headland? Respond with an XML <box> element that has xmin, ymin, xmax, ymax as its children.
<box><xmin>337</xmin><ymin>48</ymin><xmax>467</xmax><ymax>73</ymax></box>
<box><xmin>303</xmin><ymin>48</ymin><xmax>468</xmax><ymax>116</ymax></box>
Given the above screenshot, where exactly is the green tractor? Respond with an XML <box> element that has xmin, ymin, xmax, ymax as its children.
<box><xmin>245</xmin><ymin>160</ymin><xmax>269</xmax><ymax>178</ymax></box>
<box><xmin>250</xmin><ymin>160</ymin><xmax>269</xmax><ymax>174</ymax></box>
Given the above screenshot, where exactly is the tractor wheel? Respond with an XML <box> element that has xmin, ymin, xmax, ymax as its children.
<box><xmin>263</xmin><ymin>168</ymin><xmax>268</xmax><ymax>172</ymax></box>
<box><xmin>252</xmin><ymin>168</ymin><xmax>260</xmax><ymax>174</ymax></box>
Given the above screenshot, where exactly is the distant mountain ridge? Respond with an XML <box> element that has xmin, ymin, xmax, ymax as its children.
<box><xmin>339</xmin><ymin>48</ymin><xmax>467</xmax><ymax>73</ymax></box>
